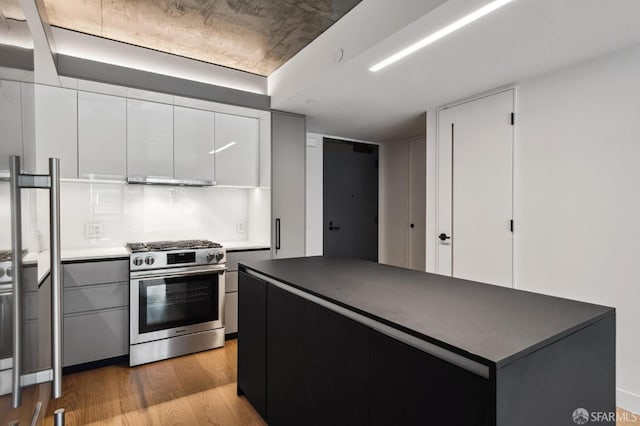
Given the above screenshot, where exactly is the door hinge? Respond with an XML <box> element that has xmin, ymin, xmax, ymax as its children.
<box><xmin>510</xmin><ymin>112</ymin><xmax>515</xmax><ymax>126</ymax></box>
<box><xmin>510</xmin><ymin>219</ymin><xmax>514</xmax><ymax>232</ymax></box>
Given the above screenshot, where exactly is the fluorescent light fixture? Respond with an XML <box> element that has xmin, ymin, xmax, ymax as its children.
<box><xmin>209</xmin><ymin>141</ymin><xmax>237</xmax><ymax>154</ymax></box>
<box><xmin>369</xmin><ymin>0</ymin><xmax>515</xmax><ymax>72</ymax></box>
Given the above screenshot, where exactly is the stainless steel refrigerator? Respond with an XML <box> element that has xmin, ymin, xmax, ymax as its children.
<box><xmin>0</xmin><ymin>155</ymin><xmax>65</xmax><ymax>425</ymax></box>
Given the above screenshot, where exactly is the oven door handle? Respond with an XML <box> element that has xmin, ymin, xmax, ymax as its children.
<box><xmin>132</xmin><ymin>267</ymin><xmax>227</xmax><ymax>280</ymax></box>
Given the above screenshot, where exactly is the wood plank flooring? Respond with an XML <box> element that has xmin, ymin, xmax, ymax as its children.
<box><xmin>44</xmin><ymin>339</ymin><xmax>265</xmax><ymax>426</ymax></box>
<box><xmin>43</xmin><ymin>339</ymin><xmax>639</xmax><ymax>425</ymax></box>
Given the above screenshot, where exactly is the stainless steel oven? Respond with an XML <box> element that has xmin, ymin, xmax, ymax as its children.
<box><xmin>127</xmin><ymin>241</ymin><xmax>226</xmax><ymax>366</ymax></box>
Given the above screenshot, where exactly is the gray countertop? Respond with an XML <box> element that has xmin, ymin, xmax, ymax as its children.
<box><xmin>240</xmin><ymin>256</ymin><xmax>614</xmax><ymax>368</ymax></box>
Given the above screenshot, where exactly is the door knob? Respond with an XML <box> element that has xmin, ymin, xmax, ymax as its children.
<box><xmin>438</xmin><ymin>233</ymin><xmax>451</xmax><ymax>241</ymax></box>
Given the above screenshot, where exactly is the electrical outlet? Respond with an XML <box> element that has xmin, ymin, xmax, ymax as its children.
<box><xmin>84</xmin><ymin>223</ymin><xmax>104</xmax><ymax>239</ymax></box>
<box><xmin>236</xmin><ymin>219</ymin><xmax>246</xmax><ymax>234</ymax></box>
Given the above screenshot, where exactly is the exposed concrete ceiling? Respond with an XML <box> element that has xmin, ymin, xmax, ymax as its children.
<box><xmin>269</xmin><ymin>0</ymin><xmax>640</xmax><ymax>142</ymax></box>
<box><xmin>0</xmin><ymin>0</ymin><xmax>25</xmax><ymax>20</ymax></box>
<box><xmin>0</xmin><ymin>0</ymin><xmax>32</xmax><ymax>49</ymax></box>
<box><xmin>41</xmin><ymin>0</ymin><xmax>361</xmax><ymax>76</ymax></box>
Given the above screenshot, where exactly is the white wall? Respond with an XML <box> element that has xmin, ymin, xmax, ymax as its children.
<box><xmin>426</xmin><ymin>44</ymin><xmax>640</xmax><ymax>413</ymax></box>
<box><xmin>516</xmin><ymin>45</ymin><xmax>640</xmax><ymax>413</ymax></box>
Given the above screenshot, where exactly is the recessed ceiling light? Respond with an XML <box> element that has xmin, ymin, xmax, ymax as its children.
<box><xmin>307</xmin><ymin>99</ymin><xmax>317</xmax><ymax>105</ymax></box>
<box><xmin>369</xmin><ymin>0</ymin><xmax>516</xmax><ymax>72</ymax></box>
<box><xmin>334</xmin><ymin>48</ymin><xmax>344</xmax><ymax>63</ymax></box>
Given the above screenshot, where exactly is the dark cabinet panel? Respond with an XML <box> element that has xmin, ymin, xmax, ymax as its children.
<box><xmin>237</xmin><ymin>271</ymin><xmax>267</xmax><ymax>418</ymax></box>
<box><xmin>267</xmin><ymin>284</ymin><xmax>369</xmax><ymax>426</ymax></box>
<box><xmin>370</xmin><ymin>331</ymin><xmax>490</xmax><ymax>426</ymax></box>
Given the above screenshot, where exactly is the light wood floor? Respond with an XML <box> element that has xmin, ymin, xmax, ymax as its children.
<box><xmin>44</xmin><ymin>339</ymin><xmax>265</xmax><ymax>426</ymax></box>
<box><xmin>43</xmin><ymin>339</ymin><xmax>639</xmax><ymax>425</ymax></box>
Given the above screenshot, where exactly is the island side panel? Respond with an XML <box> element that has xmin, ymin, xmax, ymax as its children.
<box><xmin>495</xmin><ymin>313</ymin><xmax>615</xmax><ymax>426</ymax></box>
<box><xmin>237</xmin><ymin>271</ymin><xmax>268</xmax><ymax>419</ymax></box>
<box><xmin>370</xmin><ymin>331</ymin><xmax>491</xmax><ymax>426</ymax></box>
<box><xmin>266</xmin><ymin>283</ymin><xmax>370</xmax><ymax>426</ymax></box>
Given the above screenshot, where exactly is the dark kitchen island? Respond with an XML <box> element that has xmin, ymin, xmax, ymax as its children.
<box><xmin>237</xmin><ymin>257</ymin><xmax>615</xmax><ymax>426</ymax></box>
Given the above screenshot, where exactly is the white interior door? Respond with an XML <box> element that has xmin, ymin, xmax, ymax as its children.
<box><xmin>437</xmin><ymin>89</ymin><xmax>514</xmax><ymax>287</ymax></box>
<box><xmin>408</xmin><ymin>137</ymin><xmax>426</xmax><ymax>271</ymax></box>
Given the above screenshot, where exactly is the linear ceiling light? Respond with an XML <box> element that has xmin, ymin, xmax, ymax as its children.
<box><xmin>369</xmin><ymin>0</ymin><xmax>515</xmax><ymax>72</ymax></box>
<box><xmin>209</xmin><ymin>141</ymin><xmax>237</xmax><ymax>154</ymax></box>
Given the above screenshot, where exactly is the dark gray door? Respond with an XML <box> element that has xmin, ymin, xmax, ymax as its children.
<box><xmin>323</xmin><ymin>139</ymin><xmax>378</xmax><ymax>261</ymax></box>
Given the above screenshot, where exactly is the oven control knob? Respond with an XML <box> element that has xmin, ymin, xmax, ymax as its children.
<box><xmin>145</xmin><ymin>256</ymin><xmax>155</xmax><ymax>265</ymax></box>
<box><xmin>0</xmin><ymin>268</ymin><xmax>4</xmax><ymax>278</ymax></box>
<box><xmin>6</xmin><ymin>266</ymin><xmax>12</xmax><ymax>277</ymax></box>
<box><xmin>133</xmin><ymin>257</ymin><xmax>143</xmax><ymax>266</ymax></box>
<box><xmin>215</xmin><ymin>252</ymin><xmax>224</xmax><ymax>262</ymax></box>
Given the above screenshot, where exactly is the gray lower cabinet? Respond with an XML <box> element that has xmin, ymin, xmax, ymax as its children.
<box><xmin>225</xmin><ymin>249</ymin><xmax>270</xmax><ymax>336</ymax></box>
<box><xmin>224</xmin><ymin>292</ymin><xmax>238</xmax><ymax>335</ymax></box>
<box><xmin>63</xmin><ymin>308</ymin><xmax>128</xmax><ymax>367</ymax></box>
<box><xmin>62</xmin><ymin>259</ymin><xmax>130</xmax><ymax>367</ymax></box>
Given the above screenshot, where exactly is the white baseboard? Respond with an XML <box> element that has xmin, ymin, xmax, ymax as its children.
<box><xmin>618</xmin><ymin>388</ymin><xmax>640</xmax><ymax>415</ymax></box>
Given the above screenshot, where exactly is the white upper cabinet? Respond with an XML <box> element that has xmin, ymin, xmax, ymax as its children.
<box><xmin>214</xmin><ymin>113</ymin><xmax>259</xmax><ymax>186</ymax></box>
<box><xmin>127</xmin><ymin>99</ymin><xmax>173</xmax><ymax>178</ymax></box>
<box><xmin>35</xmin><ymin>84</ymin><xmax>78</xmax><ymax>178</ymax></box>
<box><xmin>0</xmin><ymin>80</ymin><xmax>23</xmax><ymax>173</ymax></box>
<box><xmin>78</xmin><ymin>91</ymin><xmax>127</xmax><ymax>180</ymax></box>
<box><xmin>174</xmin><ymin>106</ymin><xmax>215</xmax><ymax>183</ymax></box>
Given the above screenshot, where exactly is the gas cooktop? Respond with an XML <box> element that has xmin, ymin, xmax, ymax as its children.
<box><xmin>126</xmin><ymin>240</ymin><xmax>222</xmax><ymax>253</ymax></box>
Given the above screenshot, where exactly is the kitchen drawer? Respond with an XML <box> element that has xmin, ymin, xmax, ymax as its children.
<box><xmin>224</xmin><ymin>291</ymin><xmax>238</xmax><ymax>335</ymax></box>
<box><xmin>226</xmin><ymin>271</ymin><xmax>238</xmax><ymax>292</ymax></box>
<box><xmin>64</xmin><ymin>282</ymin><xmax>128</xmax><ymax>315</ymax></box>
<box><xmin>63</xmin><ymin>307</ymin><xmax>128</xmax><ymax>367</ymax></box>
<box><xmin>226</xmin><ymin>249</ymin><xmax>271</xmax><ymax>272</ymax></box>
<box><xmin>63</xmin><ymin>259</ymin><xmax>129</xmax><ymax>287</ymax></box>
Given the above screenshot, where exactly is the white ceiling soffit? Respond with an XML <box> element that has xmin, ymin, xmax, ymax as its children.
<box><xmin>52</xmin><ymin>27</ymin><xmax>268</xmax><ymax>95</ymax></box>
<box><xmin>270</xmin><ymin>0</ymin><xmax>640</xmax><ymax>142</ymax></box>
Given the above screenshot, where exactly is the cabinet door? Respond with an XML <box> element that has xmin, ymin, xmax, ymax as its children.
<box><xmin>237</xmin><ymin>271</ymin><xmax>267</xmax><ymax>418</ymax></box>
<box><xmin>63</xmin><ymin>307</ymin><xmax>129</xmax><ymax>367</ymax></box>
<box><xmin>370</xmin><ymin>331</ymin><xmax>490</xmax><ymax>426</ymax></box>
<box><xmin>267</xmin><ymin>285</ymin><xmax>369</xmax><ymax>426</ymax></box>
<box><xmin>272</xmin><ymin>111</ymin><xmax>306</xmax><ymax>258</ymax></box>
<box><xmin>0</xmin><ymin>79</ymin><xmax>23</xmax><ymax>173</ymax></box>
<box><xmin>174</xmin><ymin>106</ymin><xmax>215</xmax><ymax>182</ymax></box>
<box><xmin>214</xmin><ymin>113</ymin><xmax>259</xmax><ymax>186</ymax></box>
<box><xmin>224</xmin><ymin>291</ymin><xmax>238</xmax><ymax>334</ymax></box>
<box><xmin>78</xmin><ymin>91</ymin><xmax>127</xmax><ymax>180</ymax></box>
<box><xmin>127</xmin><ymin>99</ymin><xmax>173</xmax><ymax>178</ymax></box>
<box><xmin>34</xmin><ymin>84</ymin><xmax>78</xmax><ymax>178</ymax></box>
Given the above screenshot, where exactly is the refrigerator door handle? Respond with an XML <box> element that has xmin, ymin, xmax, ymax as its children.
<box><xmin>9</xmin><ymin>156</ymin><xmax>23</xmax><ymax>408</ymax></box>
<box><xmin>9</xmin><ymin>156</ymin><xmax>64</xmax><ymax>407</ymax></box>
<box><xmin>49</xmin><ymin>158</ymin><xmax>63</xmax><ymax>399</ymax></box>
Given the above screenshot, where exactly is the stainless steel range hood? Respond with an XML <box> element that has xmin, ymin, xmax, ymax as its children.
<box><xmin>126</xmin><ymin>176</ymin><xmax>215</xmax><ymax>187</ymax></box>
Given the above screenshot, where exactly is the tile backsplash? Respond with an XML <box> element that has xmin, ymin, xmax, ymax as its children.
<box><xmin>0</xmin><ymin>181</ymin><xmax>271</xmax><ymax>251</ymax></box>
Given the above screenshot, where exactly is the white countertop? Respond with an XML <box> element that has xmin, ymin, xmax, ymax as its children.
<box><xmin>222</xmin><ymin>240</ymin><xmax>271</xmax><ymax>251</ymax></box>
<box><xmin>21</xmin><ymin>243</ymin><xmax>268</xmax><ymax>283</ymax></box>
<box><xmin>23</xmin><ymin>247</ymin><xmax>131</xmax><ymax>283</ymax></box>
<box><xmin>23</xmin><ymin>246</ymin><xmax>130</xmax><ymax>264</ymax></box>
